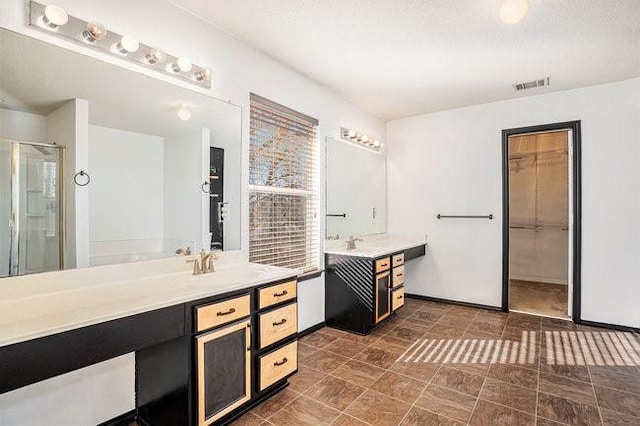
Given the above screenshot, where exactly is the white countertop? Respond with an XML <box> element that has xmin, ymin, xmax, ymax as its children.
<box><xmin>0</xmin><ymin>255</ymin><xmax>296</xmax><ymax>347</ymax></box>
<box><xmin>324</xmin><ymin>233</ymin><xmax>426</xmax><ymax>258</ymax></box>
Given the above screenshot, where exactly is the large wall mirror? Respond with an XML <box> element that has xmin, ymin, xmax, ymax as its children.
<box><xmin>325</xmin><ymin>137</ymin><xmax>386</xmax><ymax>238</ymax></box>
<box><xmin>0</xmin><ymin>28</ymin><xmax>242</xmax><ymax>277</ymax></box>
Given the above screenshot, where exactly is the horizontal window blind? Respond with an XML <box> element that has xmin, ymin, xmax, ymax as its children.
<box><xmin>249</xmin><ymin>94</ymin><xmax>319</xmax><ymax>273</ymax></box>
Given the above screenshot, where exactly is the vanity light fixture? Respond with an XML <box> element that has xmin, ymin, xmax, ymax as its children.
<box><xmin>28</xmin><ymin>1</ymin><xmax>212</xmax><ymax>88</ymax></box>
<box><xmin>341</xmin><ymin>127</ymin><xmax>383</xmax><ymax>151</ymax></box>
<box><xmin>41</xmin><ymin>4</ymin><xmax>68</xmax><ymax>29</ymax></box>
<box><xmin>82</xmin><ymin>21</ymin><xmax>108</xmax><ymax>43</ymax></box>
<box><xmin>145</xmin><ymin>48</ymin><xmax>167</xmax><ymax>64</ymax></box>
<box><xmin>169</xmin><ymin>57</ymin><xmax>193</xmax><ymax>73</ymax></box>
<box><xmin>113</xmin><ymin>34</ymin><xmax>140</xmax><ymax>55</ymax></box>
<box><xmin>177</xmin><ymin>104</ymin><xmax>192</xmax><ymax>121</ymax></box>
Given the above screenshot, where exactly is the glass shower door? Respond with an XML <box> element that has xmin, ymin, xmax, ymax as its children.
<box><xmin>1</xmin><ymin>139</ymin><xmax>62</xmax><ymax>277</ymax></box>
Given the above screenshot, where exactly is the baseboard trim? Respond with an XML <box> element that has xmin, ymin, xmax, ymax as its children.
<box><xmin>96</xmin><ymin>409</ymin><xmax>137</xmax><ymax>426</ymax></box>
<box><xmin>406</xmin><ymin>294</ymin><xmax>502</xmax><ymax>312</ymax></box>
<box><xmin>297</xmin><ymin>321</ymin><xmax>326</xmax><ymax>338</ymax></box>
<box><xmin>576</xmin><ymin>319</ymin><xmax>640</xmax><ymax>334</ymax></box>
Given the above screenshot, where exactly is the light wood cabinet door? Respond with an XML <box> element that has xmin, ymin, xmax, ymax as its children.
<box><xmin>196</xmin><ymin>319</ymin><xmax>251</xmax><ymax>425</ymax></box>
<box><xmin>259</xmin><ymin>340</ymin><xmax>298</xmax><ymax>391</ymax></box>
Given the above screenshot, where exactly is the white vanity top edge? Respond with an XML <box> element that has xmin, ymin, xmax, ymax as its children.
<box><xmin>0</xmin><ymin>256</ymin><xmax>296</xmax><ymax>347</ymax></box>
<box><xmin>323</xmin><ymin>233</ymin><xmax>427</xmax><ymax>258</ymax></box>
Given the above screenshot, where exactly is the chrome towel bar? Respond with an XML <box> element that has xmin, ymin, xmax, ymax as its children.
<box><xmin>437</xmin><ymin>214</ymin><xmax>493</xmax><ymax>219</ymax></box>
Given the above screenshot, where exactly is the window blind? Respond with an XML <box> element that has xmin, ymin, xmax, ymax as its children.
<box><xmin>249</xmin><ymin>94</ymin><xmax>319</xmax><ymax>273</ymax></box>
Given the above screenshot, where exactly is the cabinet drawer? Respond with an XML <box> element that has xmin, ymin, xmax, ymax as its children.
<box><xmin>196</xmin><ymin>294</ymin><xmax>250</xmax><ymax>332</ymax></box>
<box><xmin>375</xmin><ymin>257</ymin><xmax>391</xmax><ymax>273</ymax></box>
<box><xmin>259</xmin><ymin>340</ymin><xmax>297</xmax><ymax>391</ymax></box>
<box><xmin>392</xmin><ymin>287</ymin><xmax>405</xmax><ymax>311</ymax></box>
<box><xmin>392</xmin><ymin>265</ymin><xmax>405</xmax><ymax>288</ymax></box>
<box><xmin>392</xmin><ymin>253</ymin><xmax>405</xmax><ymax>267</ymax></box>
<box><xmin>259</xmin><ymin>303</ymin><xmax>297</xmax><ymax>349</ymax></box>
<box><xmin>258</xmin><ymin>280</ymin><xmax>297</xmax><ymax>309</ymax></box>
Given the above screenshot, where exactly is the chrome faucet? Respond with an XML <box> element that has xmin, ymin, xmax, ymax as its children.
<box><xmin>327</xmin><ymin>234</ymin><xmax>340</xmax><ymax>240</ymax></box>
<box><xmin>345</xmin><ymin>235</ymin><xmax>362</xmax><ymax>250</ymax></box>
<box><xmin>187</xmin><ymin>250</ymin><xmax>219</xmax><ymax>275</ymax></box>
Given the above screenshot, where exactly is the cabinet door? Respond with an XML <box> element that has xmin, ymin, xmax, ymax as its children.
<box><xmin>375</xmin><ymin>272</ymin><xmax>391</xmax><ymax>323</ymax></box>
<box><xmin>196</xmin><ymin>319</ymin><xmax>251</xmax><ymax>426</ymax></box>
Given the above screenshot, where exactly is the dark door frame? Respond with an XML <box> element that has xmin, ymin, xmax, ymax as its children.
<box><xmin>501</xmin><ymin>121</ymin><xmax>582</xmax><ymax>321</ymax></box>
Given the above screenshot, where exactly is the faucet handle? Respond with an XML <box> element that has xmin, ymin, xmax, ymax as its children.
<box><xmin>187</xmin><ymin>258</ymin><xmax>202</xmax><ymax>275</ymax></box>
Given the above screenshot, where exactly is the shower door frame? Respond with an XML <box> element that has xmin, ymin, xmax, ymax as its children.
<box><xmin>2</xmin><ymin>138</ymin><xmax>65</xmax><ymax>276</ymax></box>
<box><xmin>501</xmin><ymin>121</ymin><xmax>582</xmax><ymax>322</ymax></box>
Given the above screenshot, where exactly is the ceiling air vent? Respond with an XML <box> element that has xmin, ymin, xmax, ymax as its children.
<box><xmin>513</xmin><ymin>77</ymin><xmax>550</xmax><ymax>91</ymax></box>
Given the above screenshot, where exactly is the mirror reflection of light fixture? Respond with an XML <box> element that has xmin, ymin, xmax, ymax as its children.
<box><xmin>194</xmin><ymin>68</ymin><xmax>212</xmax><ymax>81</ymax></box>
<box><xmin>145</xmin><ymin>48</ymin><xmax>167</xmax><ymax>64</ymax></box>
<box><xmin>499</xmin><ymin>0</ymin><xmax>529</xmax><ymax>25</ymax></box>
<box><xmin>114</xmin><ymin>35</ymin><xmax>140</xmax><ymax>55</ymax></box>
<box><xmin>42</xmin><ymin>4</ymin><xmax>68</xmax><ymax>29</ymax></box>
<box><xmin>169</xmin><ymin>57</ymin><xmax>193</xmax><ymax>73</ymax></box>
<box><xmin>83</xmin><ymin>21</ymin><xmax>108</xmax><ymax>43</ymax></box>
<box><xmin>177</xmin><ymin>104</ymin><xmax>192</xmax><ymax>121</ymax></box>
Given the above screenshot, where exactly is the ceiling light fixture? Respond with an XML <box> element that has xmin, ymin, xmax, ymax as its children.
<box><xmin>499</xmin><ymin>0</ymin><xmax>529</xmax><ymax>25</ymax></box>
<box><xmin>341</xmin><ymin>127</ymin><xmax>383</xmax><ymax>151</ymax></box>
<box><xmin>28</xmin><ymin>1</ymin><xmax>212</xmax><ymax>88</ymax></box>
<box><xmin>177</xmin><ymin>104</ymin><xmax>192</xmax><ymax>121</ymax></box>
<box><xmin>113</xmin><ymin>35</ymin><xmax>140</xmax><ymax>55</ymax></box>
<box><xmin>42</xmin><ymin>4</ymin><xmax>68</xmax><ymax>29</ymax></box>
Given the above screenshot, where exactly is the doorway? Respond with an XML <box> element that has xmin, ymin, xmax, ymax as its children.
<box><xmin>502</xmin><ymin>121</ymin><xmax>581</xmax><ymax>320</ymax></box>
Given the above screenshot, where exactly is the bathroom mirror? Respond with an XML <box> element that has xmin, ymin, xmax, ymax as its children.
<box><xmin>0</xmin><ymin>28</ymin><xmax>242</xmax><ymax>276</ymax></box>
<box><xmin>325</xmin><ymin>137</ymin><xmax>386</xmax><ymax>238</ymax></box>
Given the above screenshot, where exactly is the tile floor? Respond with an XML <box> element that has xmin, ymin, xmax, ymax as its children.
<box><xmin>232</xmin><ymin>298</ymin><xmax>640</xmax><ymax>426</ymax></box>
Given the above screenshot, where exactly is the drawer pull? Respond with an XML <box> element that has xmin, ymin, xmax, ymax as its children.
<box><xmin>274</xmin><ymin>290</ymin><xmax>288</xmax><ymax>297</ymax></box>
<box><xmin>273</xmin><ymin>357</ymin><xmax>288</xmax><ymax>367</ymax></box>
<box><xmin>272</xmin><ymin>318</ymin><xmax>287</xmax><ymax>326</ymax></box>
<box><xmin>380</xmin><ymin>262</ymin><xmax>388</xmax><ymax>267</ymax></box>
<box><xmin>216</xmin><ymin>307</ymin><xmax>236</xmax><ymax>316</ymax></box>
<box><xmin>396</xmin><ymin>273</ymin><xmax>404</xmax><ymax>277</ymax></box>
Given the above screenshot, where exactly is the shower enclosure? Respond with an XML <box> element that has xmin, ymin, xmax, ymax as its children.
<box><xmin>1</xmin><ymin>138</ymin><xmax>63</xmax><ymax>277</ymax></box>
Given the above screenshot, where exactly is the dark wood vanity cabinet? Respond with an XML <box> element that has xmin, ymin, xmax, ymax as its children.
<box><xmin>325</xmin><ymin>246</ymin><xmax>424</xmax><ymax>335</ymax></box>
<box><xmin>136</xmin><ymin>277</ymin><xmax>298</xmax><ymax>426</ymax></box>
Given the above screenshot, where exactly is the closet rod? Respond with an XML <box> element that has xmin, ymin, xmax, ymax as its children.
<box><xmin>437</xmin><ymin>214</ymin><xmax>493</xmax><ymax>220</ymax></box>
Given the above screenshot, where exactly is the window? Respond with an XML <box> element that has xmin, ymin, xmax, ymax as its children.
<box><xmin>249</xmin><ymin>94</ymin><xmax>319</xmax><ymax>273</ymax></box>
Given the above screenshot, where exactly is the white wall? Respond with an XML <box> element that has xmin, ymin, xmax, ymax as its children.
<box><xmin>0</xmin><ymin>0</ymin><xmax>384</xmax><ymax>423</ymax></box>
<box><xmin>387</xmin><ymin>78</ymin><xmax>640</xmax><ymax>328</ymax></box>
<box><xmin>0</xmin><ymin>108</ymin><xmax>47</xmax><ymax>142</ymax></box>
<box><xmin>46</xmin><ymin>99</ymin><xmax>90</xmax><ymax>269</ymax></box>
<box><xmin>163</xmin><ymin>128</ymin><xmax>209</xmax><ymax>252</ymax></box>
<box><xmin>89</xmin><ymin>125</ymin><xmax>164</xmax><ymax>244</ymax></box>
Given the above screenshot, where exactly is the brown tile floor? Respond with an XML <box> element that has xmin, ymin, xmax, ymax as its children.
<box><xmin>510</xmin><ymin>280</ymin><xmax>568</xmax><ymax>318</ymax></box>
<box><xmin>233</xmin><ymin>298</ymin><xmax>640</xmax><ymax>426</ymax></box>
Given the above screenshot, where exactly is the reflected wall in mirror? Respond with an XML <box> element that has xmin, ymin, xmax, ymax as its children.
<box><xmin>325</xmin><ymin>137</ymin><xmax>386</xmax><ymax>238</ymax></box>
<box><xmin>0</xmin><ymin>28</ymin><xmax>242</xmax><ymax>276</ymax></box>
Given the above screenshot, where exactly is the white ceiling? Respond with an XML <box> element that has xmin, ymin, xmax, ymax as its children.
<box><xmin>168</xmin><ymin>0</ymin><xmax>640</xmax><ymax>120</ymax></box>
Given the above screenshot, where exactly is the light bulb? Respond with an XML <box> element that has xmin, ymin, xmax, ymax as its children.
<box><xmin>83</xmin><ymin>21</ymin><xmax>108</xmax><ymax>43</ymax></box>
<box><xmin>499</xmin><ymin>0</ymin><xmax>529</xmax><ymax>25</ymax></box>
<box><xmin>43</xmin><ymin>4</ymin><xmax>68</xmax><ymax>29</ymax></box>
<box><xmin>194</xmin><ymin>68</ymin><xmax>212</xmax><ymax>81</ymax></box>
<box><xmin>169</xmin><ymin>57</ymin><xmax>193</xmax><ymax>73</ymax></box>
<box><xmin>347</xmin><ymin>129</ymin><xmax>356</xmax><ymax>138</ymax></box>
<box><xmin>177</xmin><ymin>104</ymin><xmax>191</xmax><ymax>121</ymax></box>
<box><xmin>145</xmin><ymin>48</ymin><xmax>167</xmax><ymax>64</ymax></box>
<box><xmin>372</xmin><ymin>140</ymin><xmax>381</xmax><ymax>148</ymax></box>
<box><xmin>361</xmin><ymin>135</ymin><xmax>370</xmax><ymax>143</ymax></box>
<box><xmin>114</xmin><ymin>35</ymin><xmax>139</xmax><ymax>55</ymax></box>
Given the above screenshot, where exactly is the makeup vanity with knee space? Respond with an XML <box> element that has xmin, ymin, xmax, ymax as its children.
<box><xmin>324</xmin><ymin>235</ymin><xmax>426</xmax><ymax>334</ymax></box>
